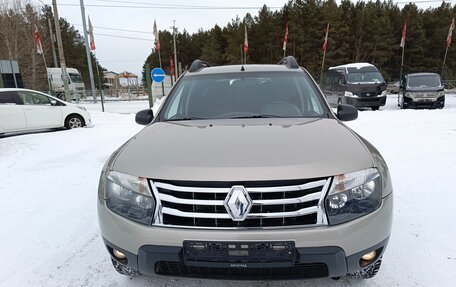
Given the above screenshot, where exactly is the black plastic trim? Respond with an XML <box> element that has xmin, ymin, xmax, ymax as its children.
<box><xmin>277</xmin><ymin>56</ymin><xmax>299</xmax><ymax>69</ymax></box>
<box><xmin>188</xmin><ymin>59</ymin><xmax>211</xmax><ymax>73</ymax></box>
<box><xmin>102</xmin><ymin>236</ymin><xmax>390</xmax><ymax>279</ymax></box>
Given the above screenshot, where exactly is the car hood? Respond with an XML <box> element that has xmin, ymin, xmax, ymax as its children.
<box><xmin>112</xmin><ymin>118</ymin><xmax>373</xmax><ymax>181</ymax></box>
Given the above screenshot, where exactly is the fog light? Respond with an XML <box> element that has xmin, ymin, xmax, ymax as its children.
<box><xmin>113</xmin><ymin>249</ymin><xmax>126</xmax><ymax>259</ymax></box>
<box><xmin>361</xmin><ymin>250</ymin><xmax>377</xmax><ymax>261</ymax></box>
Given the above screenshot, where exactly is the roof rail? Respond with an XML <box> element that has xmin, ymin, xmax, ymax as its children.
<box><xmin>277</xmin><ymin>56</ymin><xmax>299</xmax><ymax>69</ymax></box>
<box><xmin>188</xmin><ymin>59</ymin><xmax>211</xmax><ymax>73</ymax></box>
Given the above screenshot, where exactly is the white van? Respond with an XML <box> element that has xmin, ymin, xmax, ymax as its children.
<box><xmin>47</xmin><ymin>68</ymin><xmax>85</xmax><ymax>101</ymax></box>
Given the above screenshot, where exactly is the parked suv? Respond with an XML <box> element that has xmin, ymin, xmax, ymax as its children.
<box><xmin>322</xmin><ymin>63</ymin><xmax>387</xmax><ymax>111</ymax></box>
<box><xmin>398</xmin><ymin>73</ymin><xmax>445</xmax><ymax>109</ymax></box>
<box><xmin>98</xmin><ymin>57</ymin><xmax>393</xmax><ymax>280</ymax></box>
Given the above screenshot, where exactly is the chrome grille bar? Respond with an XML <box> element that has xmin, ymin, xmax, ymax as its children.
<box><xmin>162</xmin><ymin>206</ymin><xmax>319</xmax><ymax>219</ymax></box>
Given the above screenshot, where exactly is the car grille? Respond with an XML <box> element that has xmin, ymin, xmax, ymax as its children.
<box><xmin>155</xmin><ymin>261</ymin><xmax>329</xmax><ymax>279</ymax></box>
<box><xmin>150</xmin><ymin>178</ymin><xmax>330</xmax><ymax>229</ymax></box>
<box><xmin>360</xmin><ymin>91</ymin><xmax>380</xmax><ymax>97</ymax></box>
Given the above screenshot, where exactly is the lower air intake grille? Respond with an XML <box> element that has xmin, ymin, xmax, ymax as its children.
<box><xmin>155</xmin><ymin>261</ymin><xmax>329</xmax><ymax>280</ymax></box>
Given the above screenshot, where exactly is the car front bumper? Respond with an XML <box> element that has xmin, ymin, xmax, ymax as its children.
<box><xmin>98</xmin><ymin>194</ymin><xmax>393</xmax><ymax>278</ymax></box>
<box><xmin>345</xmin><ymin>95</ymin><xmax>387</xmax><ymax>108</ymax></box>
<box><xmin>403</xmin><ymin>95</ymin><xmax>444</xmax><ymax>109</ymax></box>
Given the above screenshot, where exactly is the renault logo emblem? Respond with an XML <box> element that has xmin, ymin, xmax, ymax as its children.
<box><xmin>224</xmin><ymin>186</ymin><xmax>252</xmax><ymax>221</ymax></box>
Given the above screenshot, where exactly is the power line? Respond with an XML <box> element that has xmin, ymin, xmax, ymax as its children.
<box><xmin>93</xmin><ymin>32</ymin><xmax>153</xmax><ymax>41</ymax></box>
<box><xmin>41</xmin><ymin>2</ymin><xmax>284</xmax><ymax>10</ymax></box>
<box><xmin>73</xmin><ymin>23</ymin><xmax>152</xmax><ymax>35</ymax></box>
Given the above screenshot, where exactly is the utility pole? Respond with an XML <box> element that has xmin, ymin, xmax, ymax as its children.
<box><xmin>52</xmin><ymin>0</ymin><xmax>69</xmax><ymax>100</ymax></box>
<box><xmin>172</xmin><ymin>20</ymin><xmax>178</xmax><ymax>80</ymax></box>
<box><xmin>79</xmin><ymin>0</ymin><xmax>97</xmax><ymax>103</ymax></box>
<box><xmin>47</xmin><ymin>18</ymin><xmax>58</xmax><ymax>67</ymax></box>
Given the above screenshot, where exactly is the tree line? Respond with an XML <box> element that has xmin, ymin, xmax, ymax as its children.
<box><xmin>0</xmin><ymin>1</ymin><xmax>103</xmax><ymax>91</ymax></box>
<box><xmin>143</xmin><ymin>0</ymin><xmax>456</xmax><ymax>82</ymax></box>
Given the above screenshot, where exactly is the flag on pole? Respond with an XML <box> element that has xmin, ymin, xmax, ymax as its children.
<box><xmin>283</xmin><ymin>23</ymin><xmax>288</xmax><ymax>51</ymax></box>
<box><xmin>447</xmin><ymin>18</ymin><xmax>455</xmax><ymax>48</ymax></box>
<box><xmin>34</xmin><ymin>25</ymin><xmax>43</xmax><ymax>54</ymax></box>
<box><xmin>153</xmin><ymin>19</ymin><xmax>161</xmax><ymax>50</ymax></box>
<box><xmin>400</xmin><ymin>21</ymin><xmax>407</xmax><ymax>48</ymax></box>
<box><xmin>243</xmin><ymin>25</ymin><xmax>248</xmax><ymax>55</ymax></box>
<box><xmin>88</xmin><ymin>16</ymin><xmax>96</xmax><ymax>51</ymax></box>
<box><xmin>169</xmin><ymin>55</ymin><xmax>174</xmax><ymax>76</ymax></box>
<box><xmin>322</xmin><ymin>23</ymin><xmax>329</xmax><ymax>52</ymax></box>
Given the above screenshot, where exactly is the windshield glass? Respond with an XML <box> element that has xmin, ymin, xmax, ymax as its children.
<box><xmin>408</xmin><ymin>75</ymin><xmax>441</xmax><ymax>88</ymax></box>
<box><xmin>162</xmin><ymin>72</ymin><xmax>328</xmax><ymax>121</ymax></box>
<box><xmin>69</xmin><ymin>73</ymin><xmax>83</xmax><ymax>83</ymax></box>
<box><xmin>346</xmin><ymin>71</ymin><xmax>384</xmax><ymax>83</ymax></box>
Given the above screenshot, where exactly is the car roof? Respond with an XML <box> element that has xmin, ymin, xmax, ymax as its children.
<box><xmin>329</xmin><ymin>63</ymin><xmax>374</xmax><ymax>70</ymax></box>
<box><xmin>185</xmin><ymin>64</ymin><xmax>302</xmax><ymax>76</ymax></box>
<box><xmin>0</xmin><ymin>88</ymin><xmax>47</xmax><ymax>93</ymax></box>
<box><xmin>406</xmin><ymin>72</ymin><xmax>440</xmax><ymax>77</ymax></box>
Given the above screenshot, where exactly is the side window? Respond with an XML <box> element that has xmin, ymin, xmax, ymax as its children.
<box><xmin>166</xmin><ymin>85</ymin><xmax>184</xmax><ymax>118</ymax></box>
<box><xmin>0</xmin><ymin>92</ymin><xmax>18</xmax><ymax>104</ymax></box>
<box><xmin>18</xmin><ymin>91</ymin><xmax>51</xmax><ymax>105</ymax></box>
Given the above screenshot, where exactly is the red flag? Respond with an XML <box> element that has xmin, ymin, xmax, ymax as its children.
<box><xmin>88</xmin><ymin>16</ymin><xmax>96</xmax><ymax>51</ymax></box>
<box><xmin>243</xmin><ymin>25</ymin><xmax>248</xmax><ymax>54</ymax></box>
<box><xmin>400</xmin><ymin>21</ymin><xmax>406</xmax><ymax>48</ymax></box>
<box><xmin>283</xmin><ymin>23</ymin><xmax>288</xmax><ymax>51</ymax></box>
<box><xmin>153</xmin><ymin>19</ymin><xmax>160</xmax><ymax>50</ymax></box>
<box><xmin>447</xmin><ymin>18</ymin><xmax>455</xmax><ymax>47</ymax></box>
<box><xmin>34</xmin><ymin>25</ymin><xmax>43</xmax><ymax>54</ymax></box>
<box><xmin>322</xmin><ymin>23</ymin><xmax>329</xmax><ymax>52</ymax></box>
<box><xmin>169</xmin><ymin>55</ymin><xmax>174</xmax><ymax>75</ymax></box>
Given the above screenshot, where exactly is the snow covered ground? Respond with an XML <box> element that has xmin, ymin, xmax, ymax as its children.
<box><xmin>1</xmin><ymin>94</ymin><xmax>455</xmax><ymax>286</ymax></box>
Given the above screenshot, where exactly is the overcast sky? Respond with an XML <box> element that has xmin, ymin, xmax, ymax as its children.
<box><xmin>37</xmin><ymin>0</ymin><xmax>450</xmax><ymax>80</ymax></box>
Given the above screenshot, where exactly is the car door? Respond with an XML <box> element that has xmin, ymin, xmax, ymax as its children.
<box><xmin>0</xmin><ymin>91</ymin><xmax>27</xmax><ymax>132</ymax></box>
<box><xmin>15</xmin><ymin>90</ymin><xmax>63</xmax><ymax>129</ymax></box>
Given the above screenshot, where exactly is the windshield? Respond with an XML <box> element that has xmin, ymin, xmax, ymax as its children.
<box><xmin>161</xmin><ymin>72</ymin><xmax>328</xmax><ymax>121</ymax></box>
<box><xmin>346</xmin><ymin>71</ymin><xmax>384</xmax><ymax>83</ymax></box>
<box><xmin>69</xmin><ymin>73</ymin><xmax>83</xmax><ymax>83</ymax></box>
<box><xmin>408</xmin><ymin>75</ymin><xmax>441</xmax><ymax>88</ymax></box>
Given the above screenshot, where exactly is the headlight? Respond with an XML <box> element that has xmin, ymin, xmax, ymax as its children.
<box><xmin>105</xmin><ymin>171</ymin><xmax>155</xmax><ymax>225</ymax></box>
<box><xmin>77</xmin><ymin>106</ymin><xmax>87</xmax><ymax>111</ymax></box>
<box><xmin>404</xmin><ymin>92</ymin><xmax>415</xmax><ymax>98</ymax></box>
<box><xmin>325</xmin><ymin>168</ymin><xmax>382</xmax><ymax>225</ymax></box>
<box><xmin>344</xmin><ymin>91</ymin><xmax>356</xmax><ymax>97</ymax></box>
<box><xmin>436</xmin><ymin>91</ymin><xmax>445</xmax><ymax>97</ymax></box>
<box><xmin>381</xmin><ymin>90</ymin><xmax>387</xmax><ymax>96</ymax></box>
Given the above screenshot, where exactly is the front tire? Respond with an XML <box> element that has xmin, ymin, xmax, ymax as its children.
<box><xmin>111</xmin><ymin>258</ymin><xmax>141</xmax><ymax>277</ymax></box>
<box><xmin>347</xmin><ymin>259</ymin><xmax>382</xmax><ymax>279</ymax></box>
<box><xmin>64</xmin><ymin>115</ymin><xmax>84</xmax><ymax>129</ymax></box>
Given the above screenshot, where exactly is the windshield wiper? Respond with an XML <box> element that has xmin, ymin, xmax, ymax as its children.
<box><xmin>229</xmin><ymin>115</ymin><xmax>288</xmax><ymax>119</ymax></box>
<box><xmin>166</xmin><ymin>117</ymin><xmax>208</xmax><ymax>121</ymax></box>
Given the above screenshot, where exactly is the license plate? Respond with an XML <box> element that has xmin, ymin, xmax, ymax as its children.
<box><xmin>183</xmin><ymin>241</ymin><xmax>295</xmax><ymax>267</ymax></box>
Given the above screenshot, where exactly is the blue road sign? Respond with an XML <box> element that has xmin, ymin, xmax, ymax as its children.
<box><xmin>151</xmin><ymin>68</ymin><xmax>165</xmax><ymax>83</ymax></box>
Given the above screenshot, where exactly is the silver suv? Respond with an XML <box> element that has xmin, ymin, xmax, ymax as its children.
<box><xmin>98</xmin><ymin>57</ymin><xmax>393</xmax><ymax>280</ymax></box>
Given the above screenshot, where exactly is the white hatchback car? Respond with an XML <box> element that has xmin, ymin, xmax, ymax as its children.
<box><xmin>0</xmin><ymin>88</ymin><xmax>91</xmax><ymax>135</ymax></box>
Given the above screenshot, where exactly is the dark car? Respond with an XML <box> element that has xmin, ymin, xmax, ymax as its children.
<box><xmin>398</xmin><ymin>73</ymin><xmax>445</xmax><ymax>109</ymax></box>
<box><xmin>322</xmin><ymin>63</ymin><xmax>387</xmax><ymax>111</ymax></box>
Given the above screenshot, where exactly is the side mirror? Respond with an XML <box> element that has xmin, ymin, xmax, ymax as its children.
<box><xmin>135</xmin><ymin>109</ymin><xmax>154</xmax><ymax>125</ymax></box>
<box><xmin>50</xmin><ymin>99</ymin><xmax>57</xmax><ymax>106</ymax></box>
<box><xmin>337</xmin><ymin>104</ymin><xmax>358</xmax><ymax>121</ymax></box>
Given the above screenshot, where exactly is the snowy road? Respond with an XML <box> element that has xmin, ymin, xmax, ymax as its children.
<box><xmin>1</xmin><ymin>95</ymin><xmax>455</xmax><ymax>286</ymax></box>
